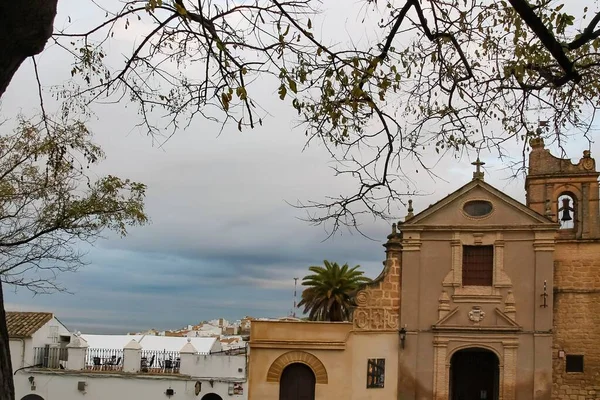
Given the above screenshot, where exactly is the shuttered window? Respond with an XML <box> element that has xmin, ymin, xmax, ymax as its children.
<box><xmin>462</xmin><ymin>245</ymin><xmax>494</xmax><ymax>286</ymax></box>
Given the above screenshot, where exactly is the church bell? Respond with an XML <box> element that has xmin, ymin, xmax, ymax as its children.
<box><xmin>560</xmin><ymin>198</ymin><xmax>573</xmax><ymax>222</ymax></box>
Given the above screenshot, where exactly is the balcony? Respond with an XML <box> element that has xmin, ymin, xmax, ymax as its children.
<box><xmin>33</xmin><ymin>347</ymin><xmax>68</xmax><ymax>369</ymax></box>
<box><xmin>32</xmin><ymin>336</ymin><xmax>248</xmax><ymax>382</ymax></box>
<box><xmin>85</xmin><ymin>348</ymin><xmax>124</xmax><ymax>371</ymax></box>
<box><xmin>139</xmin><ymin>349</ymin><xmax>181</xmax><ymax>374</ymax></box>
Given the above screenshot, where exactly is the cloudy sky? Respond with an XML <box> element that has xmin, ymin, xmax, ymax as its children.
<box><xmin>2</xmin><ymin>0</ymin><xmax>598</xmax><ymax>334</ymax></box>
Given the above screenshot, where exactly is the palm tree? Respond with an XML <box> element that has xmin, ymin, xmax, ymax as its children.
<box><xmin>298</xmin><ymin>260</ymin><xmax>372</xmax><ymax>322</ymax></box>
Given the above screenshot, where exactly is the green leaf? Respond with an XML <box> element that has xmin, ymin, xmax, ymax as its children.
<box><xmin>278</xmin><ymin>84</ymin><xmax>287</xmax><ymax>100</ymax></box>
<box><xmin>221</xmin><ymin>92</ymin><xmax>230</xmax><ymax>111</ymax></box>
<box><xmin>288</xmin><ymin>78</ymin><xmax>297</xmax><ymax>93</ymax></box>
<box><xmin>236</xmin><ymin>86</ymin><xmax>247</xmax><ymax>100</ymax></box>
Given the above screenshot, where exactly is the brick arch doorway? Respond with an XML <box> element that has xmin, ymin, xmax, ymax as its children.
<box><xmin>450</xmin><ymin>347</ymin><xmax>499</xmax><ymax>400</ymax></box>
<box><xmin>279</xmin><ymin>363</ymin><xmax>316</xmax><ymax>400</ymax></box>
<box><xmin>201</xmin><ymin>394</ymin><xmax>222</xmax><ymax>400</ymax></box>
<box><xmin>21</xmin><ymin>396</ymin><xmax>45</xmax><ymax>400</ymax></box>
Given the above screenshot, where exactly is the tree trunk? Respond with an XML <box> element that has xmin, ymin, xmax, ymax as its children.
<box><xmin>0</xmin><ymin>1</ymin><xmax>59</xmax><ymax>396</ymax></box>
<box><xmin>0</xmin><ymin>0</ymin><xmax>58</xmax><ymax>97</ymax></box>
<box><xmin>0</xmin><ymin>1</ymin><xmax>59</xmax><ymax>391</ymax></box>
<box><xmin>0</xmin><ymin>282</ymin><xmax>14</xmax><ymax>400</ymax></box>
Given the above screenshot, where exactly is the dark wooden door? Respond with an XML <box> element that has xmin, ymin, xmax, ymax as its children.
<box><xmin>279</xmin><ymin>363</ymin><xmax>316</xmax><ymax>400</ymax></box>
<box><xmin>451</xmin><ymin>349</ymin><xmax>499</xmax><ymax>400</ymax></box>
<box><xmin>201</xmin><ymin>394</ymin><xmax>223</xmax><ymax>400</ymax></box>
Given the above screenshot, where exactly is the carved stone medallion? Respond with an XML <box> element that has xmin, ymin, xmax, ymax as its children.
<box><xmin>468</xmin><ymin>306</ymin><xmax>486</xmax><ymax>324</ymax></box>
<box><xmin>355</xmin><ymin>290</ymin><xmax>369</xmax><ymax>307</ymax></box>
<box><xmin>354</xmin><ymin>309</ymin><xmax>369</xmax><ymax>329</ymax></box>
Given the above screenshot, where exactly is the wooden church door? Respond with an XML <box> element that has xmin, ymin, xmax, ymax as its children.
<box><xmin>279</xmin><ymin>363</ymin><xmax>316</xmax><ymax>400</ymax></box>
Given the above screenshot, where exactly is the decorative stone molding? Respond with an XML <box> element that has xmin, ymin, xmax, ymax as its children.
<box><xmin>460</xmin><ymin>199</ymin><xmax>496</xmax><ymax>221</ymax></box>
<box><xmin>432</xmin><ymin>337</ymin><xmax>519</xmax><ymax>400</ymax></box>
<box><xmin>266</xmin><ymin>351</ymin><xmax>328</xmax><ymax>384</ymax></box>
<box><xmin>442</xmin><ymin>233</ymin><xmax>463</xmax><ymax>287</ymax></box>
<box><xmin>402</xmin><ymin>231</ymin><xmax>422</xmax><ymax>251</ymax></box>
<box><xmin>504</xmin><ymin>290</ymin><xmax>516</xmax><ymax>321</ymax></box>
<box><xmin>354</xmin><ymin>308</ymin><xmax>398</xmax><ymax>330</ymax></box>
<box><xmin>533</xmin><ymin>231</ymin><xmax>556</xmax><ymax>252</ymax></box>
<box><xmin>355</xmin><ymin>290</ymin><xmax>369</xmax><ymax>307</ymax></box>
<box><xmin>444</xmin><ymin>232</ymin><xmax>513</xmax><ymax>301</ymax></box>
<box><xmin>468</xmin><ymin>306</ymin><xmax>486</xmax><ymax>325</ymax></box>
<box><xmin>438</xmin><ymin>291</ymin><xmax>450</xmax><ymax>319</ymax></box>
<box><xmin>493</xmin><ymin>238</ymin><xmax>512</xmax><ymax>287</ymax></box>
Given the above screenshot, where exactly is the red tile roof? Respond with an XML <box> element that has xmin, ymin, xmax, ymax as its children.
<box><xmin>6</xmin><ymin>312</ymin><xmax>53</xmax><ymax>338</ymax></box>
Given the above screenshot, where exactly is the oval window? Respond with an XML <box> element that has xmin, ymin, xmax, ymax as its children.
<box><xmin>463</xmin><ymin>200</ymin><xmax>493</xmax><ymax>217</ymax></box>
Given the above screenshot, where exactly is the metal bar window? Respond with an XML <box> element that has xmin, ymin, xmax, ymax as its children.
<box><xmin>367</xmin><ymin>358</ymin><xmax>385</xmax><ymax>388</ymax></box>
<box><xmin>462</xmin><ymin>245</ymin><xmax>494</xmax><ymax>286</ymax></box>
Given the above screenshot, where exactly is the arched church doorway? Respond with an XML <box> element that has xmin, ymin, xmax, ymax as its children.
<box><xmin>21</xmin><ymin>395</ymin><xmax>45</xmax><ymax>400</ymax></box>
<box><xmin>450</xmin><ymin>347</ymin><xmax>499</xmax><ymax>400</ymax></box>
<box><xmin>279</xmin><ymin>362</ymin><xmax>316</xmax><ymax>400</ymax></box>
<box><xmin>201</xmin><ymin>394</ymin><xmax>222</xmax><ymax>400</ymax></box>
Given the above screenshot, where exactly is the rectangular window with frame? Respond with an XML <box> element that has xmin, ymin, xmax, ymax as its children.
<box><xmin>566</xmin><ymin>355</ymin><xmax>584</xmax><ymax>373</ymax></box>
<box><xmin>367</xmin><ymin>358</ymin><xmax>385</xmax><ymax>388</ymax></box>
<box><xmin>462</xmin><ymin>245</ymin><xmax>494</xmax><ymax>286</ymax></box>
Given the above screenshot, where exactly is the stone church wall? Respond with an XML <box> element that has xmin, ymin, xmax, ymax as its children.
<box><xmin>352</xmin><ymin>228</ymin><xmax>401</xmax><ymax>332</ymax></box>
<box><xmin>552</xmin><ymin>241</ymin><xmax>600</xmax><ymax>400</ymax></box>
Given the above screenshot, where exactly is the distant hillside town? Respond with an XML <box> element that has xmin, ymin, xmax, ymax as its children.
<box><xmin>126</xmin><ymin>317</ymin><xmax>253</xmax><ymax>350</ymax></box>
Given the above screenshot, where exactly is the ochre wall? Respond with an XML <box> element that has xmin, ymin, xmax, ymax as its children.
<box><xmin>248</xmin><ymin>233</ymin><xmax>402</xmax><ymax>400</ymax></box>
<box><xmin>248</xmin><ymin>321</ymin><xmax>398</xmax><ymax>400</ymax></box>
<box><xmin>552</xmin><ymin>241</ymin><xmax>600</xmax><ymax>400</ymax></box>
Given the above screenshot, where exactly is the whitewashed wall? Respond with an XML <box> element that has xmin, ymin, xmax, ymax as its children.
<box><xmin>186</xmin><ymin>354</ymin><xmax>246</xmax><ymax>379</ymax></box>
<box><xmin>10</xmin><ymin>339</ymin><xmax>27</xmax><ymax>370</ymax></box>
<box><xmin>10</xmin><ymin>316</ymin><xmax>70</xmax><ymax>371</ymax></box>
<box><xmin>12</xmin><ymin>337</ymin><xmax>247</xmax><ymax>400</ymax></box>
<box><xmin>13</xmin><ymin>373</ymin><xmax>244</xmax><ymax>400</ymax></box>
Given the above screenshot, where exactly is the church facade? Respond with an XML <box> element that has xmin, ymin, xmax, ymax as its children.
<box><xmin>248</xmin><ymin>139</ymin><xmax>600</xmax><ymax>400</ymax></box>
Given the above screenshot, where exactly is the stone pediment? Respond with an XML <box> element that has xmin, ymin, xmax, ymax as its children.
<box><xmin>401</xmin><ymin>180</ymin><xmax>557</xmax><ymax>229</ymax></box>
<box><xmin>432</xmin><ymin>307</ymin><xmax>521</xmax><ymax>332</ymax></box>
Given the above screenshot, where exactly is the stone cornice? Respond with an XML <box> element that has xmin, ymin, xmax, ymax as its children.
<box><xmin>401</xmin><ymin>225</ymin><xmax>558</xmax><ymax>231</ymax></box>
<box><xmin>431</xmin><ymin>325</ymin><xmax>522</xmax><ymax>333</ymax></box>
<box><xmin>249</xmin><ymin>340</ymin><xmax>346</xmax><ymax>350</ymax></box>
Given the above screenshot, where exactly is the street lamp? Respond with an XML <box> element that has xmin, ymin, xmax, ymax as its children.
<box><xmin>399</xmin><ymin>326</ymin><xmax>407</xmax><ymax>349</ymax></box>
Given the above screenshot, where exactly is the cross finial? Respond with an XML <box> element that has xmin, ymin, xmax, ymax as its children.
<box><xmin>472</xmin><ymin>158</ymin><xmax>485</xmax><ymax>180</ymax></box>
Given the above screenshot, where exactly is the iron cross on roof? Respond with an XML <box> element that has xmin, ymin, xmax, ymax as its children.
<box><xmin>472</xmin><ymin>157</ymin><xmax>485</xmax><ymax>180</ymax></box>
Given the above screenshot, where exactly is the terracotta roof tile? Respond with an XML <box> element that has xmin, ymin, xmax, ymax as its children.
<box><xmin>6</xmin><ymin>312</ymin><xmax>53</xmax><ymax>338</ymax></box>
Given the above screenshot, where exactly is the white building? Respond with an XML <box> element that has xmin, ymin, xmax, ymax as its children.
<box><xmin>186</xmin><ymin>324</ymin><xmax>222</xmax><ymax>338</ymax></box>
<box><xmin>8</xmin><ymin>312</ymin><xmax>248</xmax><ymax>400</ymax></box>
<box><xmin>7</xmin><ymin>312</ymin><xmax>71</xmax><ymax>372</ymax></box>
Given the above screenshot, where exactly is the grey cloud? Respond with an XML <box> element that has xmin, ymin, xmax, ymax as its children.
<box><xmin>2</xmin><ymin>0</ymin><xmax>597</xmax><ymax>334</ymax></box>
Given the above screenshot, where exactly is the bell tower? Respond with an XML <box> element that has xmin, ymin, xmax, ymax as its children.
<box><xmin>525</xmin><ymin>137</ymin><xmax>600</xmax><ymax>239</ymax></box>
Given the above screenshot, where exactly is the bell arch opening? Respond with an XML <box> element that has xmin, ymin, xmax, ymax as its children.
<box><xmin>557</xmin><ymin>192</ymin><xmax>576</xmax><ymax>230</ymax></box>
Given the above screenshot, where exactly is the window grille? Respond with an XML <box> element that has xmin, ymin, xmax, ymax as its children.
<box><xmin>462</xmin><ymin>245</ymin><xmax>494</xmax><ymax>286</ymax></box>
<box><xmin>367</xmin><ymin>358</ymin><xmax>385</xmax><ymax>388</ymax></box>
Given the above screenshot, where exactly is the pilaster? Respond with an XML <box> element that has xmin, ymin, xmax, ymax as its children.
<box><xmin>122</xmin><ymin>339</ymin><xmax>142</xmax><ymax>373</ymax></box>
